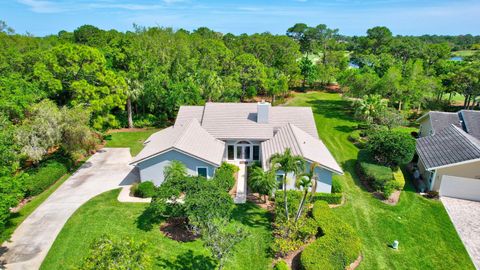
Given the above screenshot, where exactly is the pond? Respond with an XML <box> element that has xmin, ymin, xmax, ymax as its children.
<box><xmin>450</xmin><ymin>56</ymin><xmax>463</xmax><ymax>61</ymax></box>
<box><xmin>348</xmin><ymin>61</ymin><xmax>359</xmax><ymax>68</ymax></box>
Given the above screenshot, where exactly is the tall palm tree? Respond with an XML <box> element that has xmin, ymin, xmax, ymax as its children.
<box><xmin>269</xmin><ymin>148</ymin><xmax>305</xmax><ymax>221</ymax></box>
<box><xmin>294</xmin><ymin>162</ymin><xmax>320</xmax><ymax>222</ymax></box>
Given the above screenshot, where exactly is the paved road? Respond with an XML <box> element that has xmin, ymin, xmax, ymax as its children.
<box><xmin>441</xmin><ymin>197</ymin><xmax>480</xmax><ymax>270</ymax></box>
<box><xmin>0</xmin><ymin>148</ymin><xmax>136</xmax><ymax>270</ymax></box>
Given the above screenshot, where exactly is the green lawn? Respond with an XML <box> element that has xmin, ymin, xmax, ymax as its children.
<box><xmin>452</xmin><ymin>50</ymin><xmax>476</xmax><ymax>57</ymax></box>
<box><xmin>286</xmin><ymin>91</ymin><xmax>474</xmax><ymax>269</ymax></box>
<box><xmin>105</xmin><ymin>129</ymin><xmax>159</xmax><ymax>156</ymax></box>
<box><xmin>41</xmin><ymin>189</ymin><xmax>273</xmax><ymax>270</ymax></box>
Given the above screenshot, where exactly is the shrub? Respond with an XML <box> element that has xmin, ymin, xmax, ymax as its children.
<box><xmin>133</xmin><ymin>114</ymin><xmax>161</xmax><ymax>128</ymax></box>
<box><xmin>392</xmin><ymin>168</ymin><xmax>406</xmax><ymax>190</ymax></box>
<box><xmin>213</xmin><ymin>162</ymin><xmax>238</xmax><ymax>192</ymax></box>
<box><xmin>313</xmin><ymin>193</ymin><xmax>343</xmax><ymax>205</ymax></box>
<box><xmin>134</xmin><ymin>181</ymin><xmax>156</xmax><ymax>198</ymax></box>
<box><xmin>301</xmin><ymin>201</ymin><xmax>362</xmax><ymax>270</ymax></box>
<box><xmin>273</xmin><ymin>260</ymin><xmax>290</xmax><ymax>270</ymax></box>
<box><xmin>331</xmin><ymin>178</ymin><xmax>342</xmax><ymax>193</ymax></box>
<box><xmin>272</xmin><ymin>216</ymin><xmax>317</xmax><ymax>257</ymax></box>
<box><xmin>274</xmin><ymin>190</ymin><xmax>303</xmax><ymax>221</ymax></box>
<box><xmin>366</xmin><ymin>130</ymin><xmax>416</xmax><ymax>167</ymax></box>
<box><xmin>348</xmin><ymin>130</ymin><xmax>361</xmax><ymax>143</ymax></box>
<box><xmin>24</xmin><ymin>159</ymin><xmax>68</xmax><ymax>197</ymax></box>
<box><xmin>81</xmin><ymin>235</ymin><xmax>152</xmax><ymax>269</ymax></box>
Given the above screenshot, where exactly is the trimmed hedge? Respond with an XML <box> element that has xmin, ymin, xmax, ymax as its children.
<box><xmin>301</xmin><ymin>201</ymin><xmax>362</xmax><ymax>270</ymax></box>
<box><xmin>24</xmin><ymin>160</ymin><xmax>68</xmax><ymax>197</ymax></box>
<box><xmin>313</xmin><ymin>193</ymin><xmax>343</xmax><ymax>205</ymax></box>
<box><xmin>357</xmin><ymin>150</ymin><xmax>397</xmax><ymax>197</ymax></box>
<box><xmin>273</xmin><ymin>260</ymin><xmax>290</xmax><ymax>270</ymax></box>
<box><xmin>134</xmin><ymin>181</ymin><xmax>156</xmax><ymax>198</ymax></box>
<box><xmin>393</xmin><ymin>168</ymin><xmax>406</xmax><ymax>190</ymax></box>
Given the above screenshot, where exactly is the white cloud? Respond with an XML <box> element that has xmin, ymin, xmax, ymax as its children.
<box><xmin>17</xmin><ymin>0</ymin><xmax>66</xmax><ymax>13</ymax></box>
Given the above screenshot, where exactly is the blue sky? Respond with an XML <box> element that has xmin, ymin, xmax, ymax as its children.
<box><xmin>1</xmin><ymin>0</ymin><xmax>479</xmax><ymax>36</ymax></box>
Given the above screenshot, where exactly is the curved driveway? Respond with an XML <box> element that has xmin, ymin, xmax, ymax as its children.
<box><xmin>1</xmin><ymin>148</ymin><xmax>136</xmax><ymax>270</ymax></box>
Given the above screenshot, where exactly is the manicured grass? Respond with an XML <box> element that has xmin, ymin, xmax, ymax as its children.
<box><xmin>105</xmin><ymin>129</ymin><xmax>159</xmax><ymax>156</ymax></box>
<box><xmin>41</xmin><ymin>189</ymin><xmax>273</xmax><ymax>270</ymax></box>
<box><xmin>452</xmin><ymin>50</ymin><xmax>476</xmax><ymax>57</ymax></box>
<box><xmin>286</xmin><ymin>91</ymin><xmax>475</xmax><ymax>269</ymax></box>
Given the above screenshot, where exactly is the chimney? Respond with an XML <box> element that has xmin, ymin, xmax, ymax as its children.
<box><xmin>257</xmin><ymin>100</ymin><xmax>270</xmax><ymax>124</ymax></box>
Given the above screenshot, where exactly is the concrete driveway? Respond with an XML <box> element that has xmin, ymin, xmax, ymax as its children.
<box><xmin>0</xmin><ymin>148</ymin><xmax>137</xmax><ymax>270</ymax></box>
<box><xmin>441</xmin><ymin>197</ymin><xmax>480</xmax><ymax>270</ymax></box>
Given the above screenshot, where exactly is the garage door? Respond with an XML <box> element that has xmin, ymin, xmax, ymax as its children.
<box><xmin>440</xmin><ymin>175</ymin><xmax>480</xmax><ymax>201</ymax></box>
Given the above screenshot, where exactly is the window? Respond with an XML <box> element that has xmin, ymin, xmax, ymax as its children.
<box><xmin>253</xmin><ymin>145</ymin><xmax>260</xmax><ymax>160</ymax></box>
<box><xmin>236</xmin><ymin>146</ymin><xmax>242</xmax><ymax>159</ymax></box>
<box><xmin>227</xmin><ymin>145</ymin><xmax>234</xmax><ymax>160</ymax></box>
<box><xmin>197</xmin><ymin>167</ymin><xmax>208</xmax><ymax>178</ymax></box>
<box><xmin>244</xmin><ymin>146</ymin><xmax>251</xmax><ymax>160</ymax></box>
<box><xmin>276</xmin><ymin>174</ymin><xmax>284</xmax><ymax>189</ymax></box>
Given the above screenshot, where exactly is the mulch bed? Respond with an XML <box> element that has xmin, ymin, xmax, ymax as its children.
<box><xmin>160</xmin><ymin>217</ymin><xmax>199</xmax><ymax>242</ymax></box>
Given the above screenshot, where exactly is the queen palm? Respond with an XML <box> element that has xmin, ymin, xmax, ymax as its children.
<box><xmin>269</xmin><ymin>148</ymin><xmax>305</xmax><ymax>220</ymax></box>
<box><xmin>294</xmin><ymin>162</ymin><xmax>319</xmax><ymax>222</ymax></box>
<box><xmin>248</xmin><ymin>166</ymin><xmax>276</xmax><ymax>203</ymax></box>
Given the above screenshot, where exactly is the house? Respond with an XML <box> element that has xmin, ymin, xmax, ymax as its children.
<box><xmin>130</xmin><ymin>102</ymin><xmax>343</xmax><ymax>199</ymax></box>
<box><xmin>416</xmin><ymin>110</ymin><xmax>480</xmax><ymax>201</ymax></box>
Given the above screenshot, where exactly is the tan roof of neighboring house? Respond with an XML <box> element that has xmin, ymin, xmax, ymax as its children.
<box><xmin>130</xmin><ymin>119</ymin><xmax>225</xmax><ymax>166</ymax></box>
<box><xmin>261</xmin><ymin>123</ymin><xmax>343</xmax><ymax>174</ymax></box>
<box><xmin>175</xmin><ymin>102</ymin><xmax>319</xmax><ymax>140</ymax></box>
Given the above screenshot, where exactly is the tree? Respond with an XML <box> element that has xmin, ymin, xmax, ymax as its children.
<box><xmin>354</xmin><ymin>95</ymin><xmax>387</xmax><ymax>123</ymax></box>
<box><xmin>294</xmin><ymin>162</ymin><xmax>320</xmax><ymax>222</ymax></box>
<box><xmin>248</xmin><ymin>166</ymin><xmax>276</xmax><ymax>202</ymax></box>
<box><xmin>163</xmin><ymin>160</ymin><xmax>187</xmax><ymax>181</ymax></box>
<box><xmin>60</xmin><ymin>106</ymin><xmax>98</xmax><ymax>159</ymax></box>
<box><xmin>235</xmin><ymin>53</ymin><xmax>266</xmax><ymax>101</ymax></box>
<box><xmin>201</xmin><ymin>218</ymin><xmax>249</xmax><ymax>270</ymax></box>
<box><xmin>286</xmin><ymin>23</ymin><xmax>314</xmax><ymax>55</ymax></box>
<box><xmin>33</xmin><ymin>43</ymin><xmax>127</xmax><ymax>129</ymax></box>
<box><xmin>80</xmin><ymin>235</ymin><xmax>152</xmax><ymax>270</ymax></box>
<box><xmin>299</xmin><ymin>57</ymin><xmax>316</xmax><ymax>89</ymax></box>
<box><xmin>269</xmin><ymin>148</ymin><xmax>305</xmax><ymax>221</ymax></box>
<box><xmin>366</xmin><ymin>26</ymin><xmax>392</xmax><ymax>54</ymax></box>
<box><xmin>367</xmin><ymin>130</ymin><xmax>416</xmax><ymax>167</ymax></box>
<box><xmin>15</xmin><ymin>100</ymin><xmax>62</xmax><ymax>163</ymax></box>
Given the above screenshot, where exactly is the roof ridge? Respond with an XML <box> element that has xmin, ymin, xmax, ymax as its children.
<box><xmin>287</xmin><ymin>123</ymin><xmax>305</xmax><ymax>157</ymax></box>
<box><xmin>173</xmin><ymin>119</ymin><xmax>198</xmax><ymax>149</ymax></box>
<box><xmin>452</xmin><ymin>125</ymin><xmax>480</xmax><ymax>149</ymax></box>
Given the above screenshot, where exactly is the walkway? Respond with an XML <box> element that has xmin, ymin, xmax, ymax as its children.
<box><xmin>441</xmin><ymin>197</ymin><xmax>480</xmax><ymax>270</ymax></box>
<box><xmin>0</xmin><ymin>148</ymin><xmax>137</xmax><ymax>270</ymax></box>
<box><xmin>234</xmin><ymin>163</ymin><xmax>247</xmax><ymax>203</ymax></box>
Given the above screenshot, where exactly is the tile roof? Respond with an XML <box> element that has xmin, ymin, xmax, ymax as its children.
<box><xmin>131</xmin><ymin>119</ymin><xmax>225</xmax><ymax>166</ymax></box>
<box><xmin>416</xmin><ymin>125</ymin><xmax>480</xmax><ymax>170</ymax></box>
<box><xmin>261</xmin><ymin>123</ymin><xmax>343</xmax><ymax>174</ymax></box>
<box><xmin>175</xmin><ymin>102</ymin><xmax>319</xmax><ymax>140</ymax></box>
<box><xmin>428</xmin><ymin>111</ymin><xmax>463</xmax><ymax>134</ymax></box>
<box><xmin>460</xmin><ymin>110</ymin><xmax>480</xmax><ymax>140</ymax></box>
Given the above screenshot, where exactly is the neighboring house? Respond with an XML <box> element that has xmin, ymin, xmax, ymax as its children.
<box><xmin>130</xmin><ymin>101</ymin><xmax>343</xmax><ymax>194</ymax></box>
<box><xmin>416</xmin><ymin>110</ymin><xmax>480</xmax><ymax>201</ymax></box>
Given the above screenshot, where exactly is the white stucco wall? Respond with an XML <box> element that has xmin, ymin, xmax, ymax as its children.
<box><xmin>136</xmin><ymin>149</ymin><xmax>217</xmax><ymax>186</ymax></box>
<box><xmin>432</xmin><ymin>160</ymin><xmax>480</xmax><ymax>191</ymax></box>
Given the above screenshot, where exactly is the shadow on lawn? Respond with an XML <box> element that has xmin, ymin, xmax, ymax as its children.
<box><xmin>156</xmin><ymin>250</ymin><xmax>216</xmax><ymax>270</ymax></box>
<box><xmin>231</xmin><ymin>203</ymin><xmax>272</xmax><ymax>229</ymax></box>
<box><xmin>306</xmin><ymin>98</ymin><xmax>356</xmax><ymax>122</ymax></box>
<box><xmin>136</xmin><ymin>207</ymin><xmax>163</xmax><ymax>231</ymax></box>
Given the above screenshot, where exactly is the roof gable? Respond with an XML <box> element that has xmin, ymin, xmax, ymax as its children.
<box><xmin>131</xmin><ymin>119</ymin><xmax>225</xmax><ymax>166</ymax></box>
<box><xmin>460</xmin><ymin>110</ymin><xmax>480</xmax><ymax>140</ymax></box>
<box><xmin>261</xmin><ymin>123</ymin><xmax>343</xmax><ymax>174</ymax></box>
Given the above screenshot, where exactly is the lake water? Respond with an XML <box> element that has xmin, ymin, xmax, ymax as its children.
<box><xmin>348</xmin><ymin>61</ymin><xmax>359</xmax><ymax>68</ymax></box>
<box><xmin>450</xmin><ymin>56</ymin><xmax>463</xmax><ymax>61</ymax></box>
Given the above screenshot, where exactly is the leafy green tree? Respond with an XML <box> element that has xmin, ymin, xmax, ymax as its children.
<box><xmin>235</xmin><ymin>53</ymin><xmax>266</xmax><ymax>100</ymax></box>
<box><xmin>200</xmin><ymin>218</ymin><xmax>249</xmax><ymax>270</ymax></box>
<box><xmin>248</xmin><ymin>166</ymin><xmax>276</xmax><ymax>202</ymax></box>
<box><xmin>270</xmin><ymin>148</ymin><xmax>305</xmax><ymax>221</ymax></box>
<box><xmin>33</xmin><ymin>43</ymin><xmax>127</xmax><ymax>129</ymax></box>
<box><xmin>366</xmin><ymin>26</ymin><xmax>392</xmax><ymax>54</ymax></box>
<box><xmin>164</xmin><ymin>160</ymin><xmax>187</xmax><ymax>181</ymax></box>
<box><xmin>299</xmin><ymin>57</ymin><xmax>316</xmax><ymax>89</ymax></box>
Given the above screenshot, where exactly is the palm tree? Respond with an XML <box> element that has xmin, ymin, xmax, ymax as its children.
<box><xmin>294</xmin><ymin>162</ymin><xmax>320</xmax><ymax>222</ymax></box>
<box><xmin>269</xmin><ymin>148</ymin><xmax>305</xmax><ymax>221</ymax></box>
<box><xmin>248</xmin><ymin>166</ymin><xmax>276</xmax><ymax>203</ymax></box>
<box><xmin>354</xmin><ymin>94</ymin><xmax>387</xmax><ymax>123</ymax></box>
<box><xmin>164</xmin><ymin>160</ymin><xmax>187</xmax><ymax>181</ymax></box>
